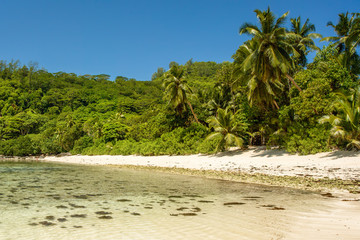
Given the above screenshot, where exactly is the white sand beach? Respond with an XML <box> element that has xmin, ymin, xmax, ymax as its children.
<box><xmin>41</xmin><ymin>147</ymin><xmax>360</xmax><ymax>181</ymax></box>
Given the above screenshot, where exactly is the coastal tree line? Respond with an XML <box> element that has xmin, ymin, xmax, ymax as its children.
<box><xmin>0</xmin><ymin>8</ymin><xmax>359</xmax><ymax>156</ymax></box>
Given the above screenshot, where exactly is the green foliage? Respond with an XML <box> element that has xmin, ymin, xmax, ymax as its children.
<box><xmin>206</xmin><ymin>108</ymin><xmax>245</xmax><ymax>152</ymax></box>
<box><xmin>311</xmin><ymin>46</ymin><xmax>357</xmax><ymax>90</ymax></box>
<box><xmin>126</xmin><ymin>112</ymin><xmax>170</xmax><ymax>141</ymax></box>
<box><xmin>80</xmin><ymin>123</ymin><xmax>209</xmax><ymax>156</ymax></box>
<box><xmin>285</xmin><ymin>124</ymin><xmax>330</xmax><ymax>155</ymax></box>
<box><xmin>319</xmin><ymin>86</ymin><xmax>360</xmax><ymax>149</ymax></box>
<box><xmin>0</xmin><ymin>135</ymin><xmax>39</xmax><ymax>156</ymax></box>
<box><xmin>102</xmin><ymin>121</ymin><xmax>128</xmax><ymax>143</ymax></box>
<box><xmin>291</xmin><ymin>69</ymin><xmax>335</xmax><ymax>122</ymax></box>
<box><xmin>71</xmin><ymin>136</ymin><xmax>94</xmax><ymax>154</ymax></box>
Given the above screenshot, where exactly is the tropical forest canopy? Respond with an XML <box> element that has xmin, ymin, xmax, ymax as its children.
<box><xmin>0</xmin><ymin>8</ymin><xmax>359</xmax><ymax>156</ymax></box>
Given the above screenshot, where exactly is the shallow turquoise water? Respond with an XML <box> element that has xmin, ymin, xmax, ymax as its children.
<box><xmin>0</xmin><ymin>161</ymin><xmax>341</xmax><ymax>239</ymax></box>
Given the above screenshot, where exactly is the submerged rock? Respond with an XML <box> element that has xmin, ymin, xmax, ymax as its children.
<box><xmin>198</xmin><ymin>200</ymin><xmax>214</xmax><ymax>203</ymax></box>
<box><xmin>95</xmin><ymin>211</ymin><xmax>112</xmax><ymax>215</ymax></box>
<box><xmin>117</xmin><ymin>199</ymin><xmax>131</xmax><ymax>202</ymax></box>
<box><xmin>39</xmin><ymin>221</ymin><xmax>56</xmax><ymax>226</ymax></box>
<box><xmin>73</xmin><ymin>195</ymin><xmax>88</xmax><ymax>199</ymax></box>
<box><xmin>168</xmin><ymin>196</ymin><xmax>182</xmax><ymax>199</ymax></box>
<box><xmin>223</xmin><ymin>202</ymin><xmax>245</xmax><ymax>206</ymax></box>
<box><xmin>176</xmin><ymin>207</ymin><xmax>188</xmax><ymax>211</ymax></box>
<box><xmin>70</xmin><ymin>214</ymin><xmax>87</xmax><ymax>218</ymax></box>
<box><xmin>56</xmin><ymin>205</ymin><xmax>68</xmax><ymax>209</ymax></box>
<box><xmin>243</xmin><ymin>196</ymin><xmax>262</xmax><ymax>200</ymax></box>
<box><xmin>261</xmin><ymin>204</ymin><xmax>276</xmax><ymax>208</ymax></box>
<box><xmin>268</xmin><ymin>207</ymin><xmax>285</xmax><ymax>210</ymax></box>
<box><xmin>180</xmin><ymin>213</ymin><xmax>197</xmax><ymax>216</ymax></box>
<box><xmin>98</xmin><ymin>216</ymin><xmax>113</xmax><ymax>219</ymax></box>
<box><xmin>321</xmin><ymin>193</ymin><xmax>335</xmax><ymax>198</ymax></box>
<box><xmin>191</xmin><ymin>207</ymin><xmax>201</xmax><ymax>212</ymax></box>
<box><xmin>69</xmin><ymin>203</ymin><xmax>86</xmax><ymax>208</ymax></box>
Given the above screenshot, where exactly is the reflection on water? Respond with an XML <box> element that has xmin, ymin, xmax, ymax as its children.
<box><xmin>0</xmin><ymin>161</ymin><xmax>350</xmax><ymax>239</ymax></box>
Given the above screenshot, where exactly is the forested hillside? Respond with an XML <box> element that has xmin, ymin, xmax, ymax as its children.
<box><xmin>1</xmin><ymin>9</ymin><xmax>359</xmax><ymax>156</ymax></box>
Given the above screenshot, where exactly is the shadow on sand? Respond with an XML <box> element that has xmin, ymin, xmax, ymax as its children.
<box><xmin>252</xmin><ymin>148</ymin><xmax>287</xmax><ymax>158</ymax></box>
<box><xmin>319</xmin><ymin>150</ymin><xmax>360</xmax><ymax>159</ymax></box>
<box><xmin>208</xmin><ymin>149</ymin><xmax>245</xmax><ymax>158</ymax></box>
<box><xmin>208</xmin><ymin>146</ymin><xmax>287</xmax><ymax>158</ymax></box>
<box><xmin>207</xmin><ymin>147</ymin><xmax>359</xmax><ymax>159</ymax></box>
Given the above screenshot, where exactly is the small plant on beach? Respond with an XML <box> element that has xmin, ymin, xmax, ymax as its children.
<box><xmin>206</xmin><ymin>108</ymin><xmax>245</xmax><ymax>152</ymax></box>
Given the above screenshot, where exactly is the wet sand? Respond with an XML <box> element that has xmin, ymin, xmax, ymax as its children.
<box><xmin>40</xmin><ymin>147</ymin><xmax>360</xmax><ymax>181</ymax></box>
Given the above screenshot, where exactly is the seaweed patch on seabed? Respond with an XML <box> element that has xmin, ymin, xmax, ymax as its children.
<box><xmin>261</xmin><ymin>205</ymin><xmax>286</xmax><ymax>210</ymax></box>
<box><xmin>98</xmin><ymin>215</ymin><xmax>113</xmax><ymax>219</ymax></box>
<box><xmin>38</xmin><ymin>221</ymin><xmax>56</xmax><ymax>226</ymax></box>
<box><xmin>70</xmin><ymin>214</ymin><xmax>87</xmax><ymax>218</ymax></box>
<box><xmin>223</xmin><ymin>202</ymin><xmax>246</xmax><ymax>206</ymax></box>
<box><xmin>117</xmin><ymin>199</ymin><xmax>132</xmax><ymax>202</ymax></box>
<box><xmin>198</xmin><ymin>200</ymin><xmax>214</xmax><ymax>203</ymax></box>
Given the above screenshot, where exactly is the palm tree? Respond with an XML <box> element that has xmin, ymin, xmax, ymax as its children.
<box><xmin>206</xmin><ymin>108</ymin><xmax>244</xmax><ymax>152</ymax></box>
<box><xmin>237</xmin><ymin>8</ymin><xmax>302</xmax><ymax>108</ymax></box>
<box><xmin>345</xmin><ymin>13</ymin><xmax>360</xmax><ymax>52</ymax></box>
<box><xmin>319</xmin><ymin>86</ymin><xmax>360</xmax><ymax>149</ymax></box>
<box><xmin>323</xmin><ymin>12</ymin><xmax>358</xmax><ymax>52</ymax></box>
<box><xmin>233</xmin><ymin>40</ymin><xmax>282</xmax><ymax>109</ymax></box>
<box><xmin>289</xmin><ymin>17</ymin><xmax>322</xmax><ymax>67</ymax></box>
<box><xmin>322</xmin><ymin>12</ymin><xmax>360</xmax><ymax>74</ymax></box>
<box><xmin>163</xmin><ymin>65</ymin><xmax>199</xmax><ymax>123</ymax></box>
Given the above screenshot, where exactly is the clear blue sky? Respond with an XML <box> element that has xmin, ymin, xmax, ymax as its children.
<box><xmin>0</xmin><ymin>0</ymin><xmax>358</xmax><ymax>81</ymax></box>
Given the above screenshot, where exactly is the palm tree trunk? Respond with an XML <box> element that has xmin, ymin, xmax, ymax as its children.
<box><xmin>273</xmin><ymin>100</ymin><xmax>279</xmax><ymax>109</ymax></box>
<box><xmin>286</xmin><ymin>74</ymin><xmax>302</xmax><ymax>92</ymax></box>
<box><xmin>186</xmin><ymin>101</ymin><xmax>199</xmax><ymax>124</ymax></box>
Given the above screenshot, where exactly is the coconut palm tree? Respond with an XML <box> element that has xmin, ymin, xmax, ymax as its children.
<box><xmin>206</xmin><ymin>108</ymin><xmax>244</xmax><ymax>152</ymax></box>
<box><xmin>289</xmin><ymin>17</ymin><xmax>322</xmax><ymax>67</ymax></box>
<box><xmin>345</xmin><ymin>13</ymin><xmax>360</xmax><ymax>52</ymax></box>
<box><xmin>233</xmin><ymin>34</ymin><xmax>284</xmax><ymax>108</ymax></box>
<box><xmin>239</xmin><ymin>8</ymin><xmax>301</xmax><ymax>90</ymax></box>
<box><xmin>323</xmin><ymin>12</ymin><xmax>358</xmax><ymax>52</ymax></box>
<box><xmin>319</xmin><ymin>86</ymin><xmax>360</xmax><ymax>149</ymax></box>
<box><xmin>163</xmin><ymin>65</ymin><xmax>199</xmax><ymax>123</ymax></box>
<box><xmin>322</xmin><ymin>12</ymin><xmax>360</xmax><ymax>74</ymax></box>
<box><xmin>234</xmin><ymin>8</ymin><xmax>301</xmax><ymax>108</ymax></box>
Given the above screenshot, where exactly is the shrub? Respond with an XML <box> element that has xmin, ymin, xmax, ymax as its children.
<box><xmin>285</xmin><ymin>125</ymin><xmax>330</xmax><ymax>155</ymax></box>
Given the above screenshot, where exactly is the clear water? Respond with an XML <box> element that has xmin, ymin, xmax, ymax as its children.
<box><xmin>0</xmin><ymin>161</ymin><xmax>357</xmax><ymax>239</ymax></box>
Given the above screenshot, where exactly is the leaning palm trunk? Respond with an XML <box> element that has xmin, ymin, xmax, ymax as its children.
<box><xmin>187</xmin><ymin>101</ymin><xmax>199</xmax><ymax>124</ymax></box>
<box><xmin>273</xmin><ymin>100</ymin><xmax>279</xmax><ymax>109</ymax></box>
<box><xmin>286</xmin><ymin>74</ymin><xmax>302</xmax><ymax>92</ymax></box>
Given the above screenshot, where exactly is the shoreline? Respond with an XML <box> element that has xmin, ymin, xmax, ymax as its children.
<box><xmin>4</xmin><ymin>147</ymin><xmax>359</xmax><ymax>196</ymax></box>
<box><xmin>2</xmin><ymin>147</ymin><xmax>360</xmax><ymax>239</ymax></box>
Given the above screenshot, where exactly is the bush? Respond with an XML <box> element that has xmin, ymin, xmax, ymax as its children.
<box><xmin>285</xmin><ymin>125</ymin><xmax>330</xmax><ymax>155</ymax></box>
<box><xmin>0</xmin><ymin>135</ymin><xmax>40</xmax><ymax>156</ymax></box>
<box><xmin>71</xmin><ymin>136</ymin><xmax>94</xmax><ymax>154</ymax></box>
<box><xmin>81</xmin><ymin>140</ymin><xmax>112</xmax><ymax>155</ymax></box>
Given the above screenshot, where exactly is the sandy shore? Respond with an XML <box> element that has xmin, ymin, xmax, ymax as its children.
<box><xmin>40</xmin><ymin>147</ymin><xmax>360</xmax><ymax>181</ymax></box>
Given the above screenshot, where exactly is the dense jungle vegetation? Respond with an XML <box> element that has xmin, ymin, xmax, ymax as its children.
<box><xmin>0</xmin><ymin>9</ymin><xmax>359</xmax><ymax>156</ymax></box>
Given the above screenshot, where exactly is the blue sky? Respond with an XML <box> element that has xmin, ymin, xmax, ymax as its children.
<box><xmin>0</xmin><ymin>0</ymin><xmax>358</xmax><ymax>80</ymax></box>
